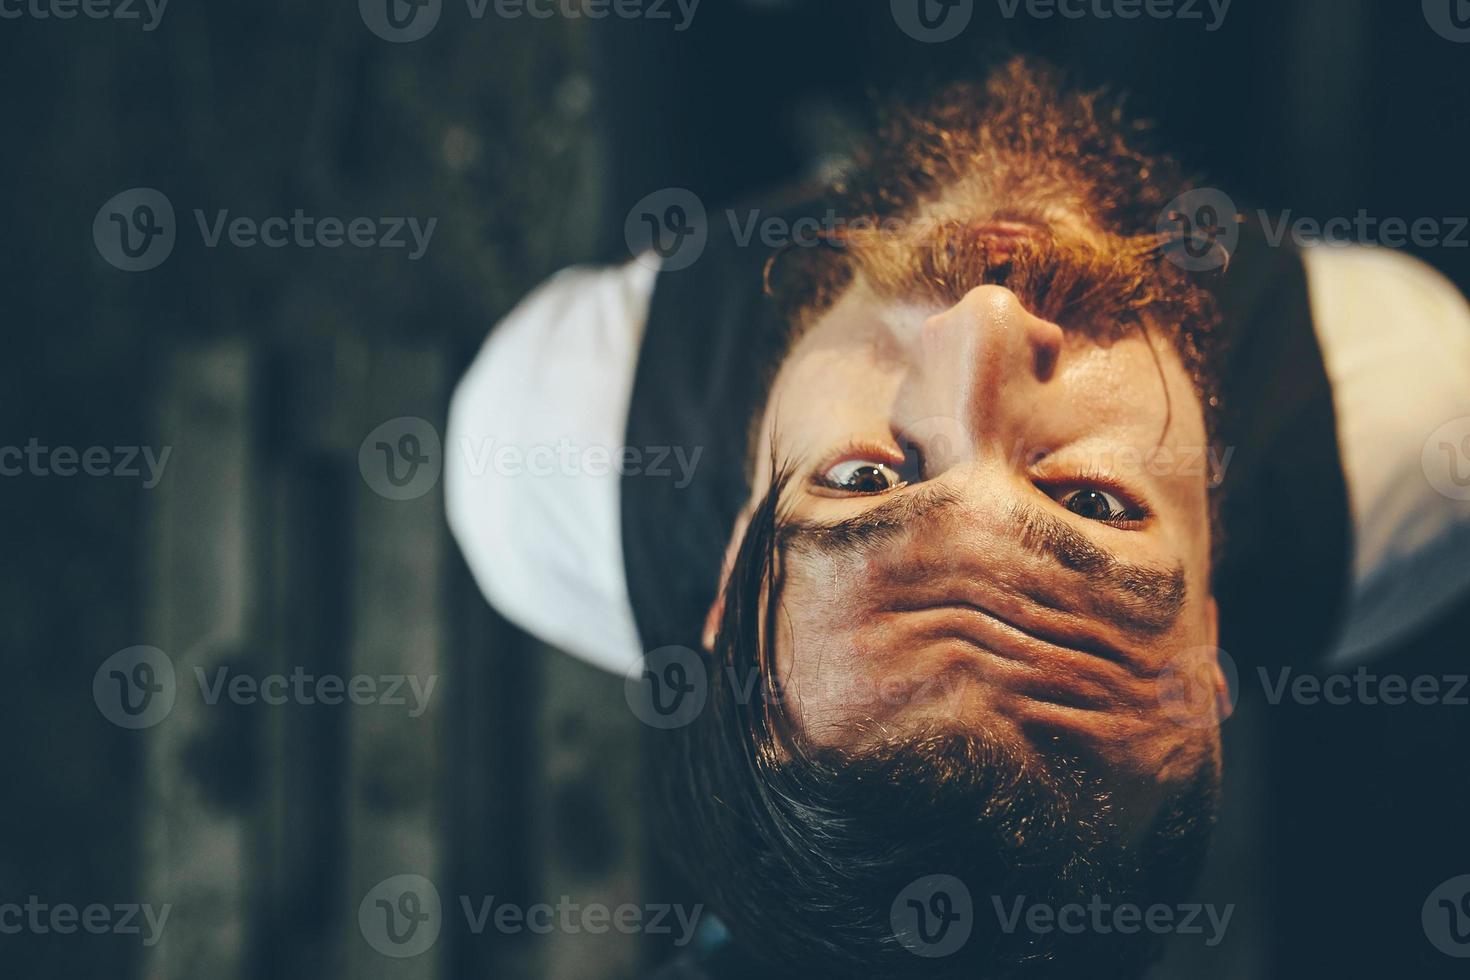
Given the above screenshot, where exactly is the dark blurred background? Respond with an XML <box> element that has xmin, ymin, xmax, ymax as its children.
<box><xmin>1</xmin><ymin>1</ymin><xmax>1467</xmax><ymax>978</ymax></box>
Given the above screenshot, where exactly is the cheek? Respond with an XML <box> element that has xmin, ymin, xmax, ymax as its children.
<box><xmin>775</xmin><ymin>555</ymin><xmax>874</xmax><ymax>676</ymax></box>
<box><xmin>1059</xmin><ymin>344</ymin><xmax>1169</xmax><ymax>427</ymax></box>
<box><xmin>764</xmin><ymin>350</ymin><xmax>907</xmax><ymax>455</ymax></box>
<box><xmin>772</xmin><ymin>556</ymin><xmax>903</xmax><ymax>728</ymax></box>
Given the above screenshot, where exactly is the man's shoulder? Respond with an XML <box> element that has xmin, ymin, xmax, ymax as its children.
<box><xmin>444</xmin><ymin>259</ymin><xmax>657</xmax><ymax>675</ymax></box>
<box><xmin>1301</xmin><ymin>244</ymin><xmax>1470</xmax><ymax>663</ymax></box>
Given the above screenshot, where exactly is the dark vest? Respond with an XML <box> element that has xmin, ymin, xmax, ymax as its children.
<box><xmin>621</xmin><ymin>207</ymin><xmax>1352</xmax><ymax>673</ymax></box>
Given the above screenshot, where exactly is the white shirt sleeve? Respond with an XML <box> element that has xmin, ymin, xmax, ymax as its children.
<box><xmin>445</xmin><ymin>259</ymin><xmax>658</xmax><ymax>675</ymax></box>
<box><xmin>1303</xmin><ymin>245</ymin><xmax>1470</xmax><ymax>664</ymax></box>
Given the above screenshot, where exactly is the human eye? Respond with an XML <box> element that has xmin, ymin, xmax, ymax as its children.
<box><xmin>1029</xmin><ymin>450</ymin><xmax>1152</xmax><ymax>529</ymax></box>
<box><xmin>1056</xmin><ymin>486</ymin><xmax>1142</xmax><ymax>525</ymax></box>
<box><xmin>1041</xmin><ymin>472</ymin><xmax>1149</xmax><ymax>528</ymax></box>
<box><xmin>810</xmin><ymin>442</ymin><xmax>922</xmax><ymax>497</ymax></box>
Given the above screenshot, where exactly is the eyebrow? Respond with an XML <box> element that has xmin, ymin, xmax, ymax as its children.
<box><xmin>779</xmin><ymin>485</ymin><xmax>1186</xmax><ymax>638</ymax></box>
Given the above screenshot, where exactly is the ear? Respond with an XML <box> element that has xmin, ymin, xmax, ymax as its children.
<box><xmin>1204</xmin><ymin>595</ymin><xmax>1233</xmax><ymax>722</ymax></box>
<box><xmin>701</xmin><ymin>508</ymin><xmax>754</xmax><ymax>652</ymax></box>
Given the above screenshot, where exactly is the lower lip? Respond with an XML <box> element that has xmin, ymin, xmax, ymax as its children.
<box><xmin>974</xmin><ymin>221</ymin><xmax>1035</xmax><ymax>238</ymax></box>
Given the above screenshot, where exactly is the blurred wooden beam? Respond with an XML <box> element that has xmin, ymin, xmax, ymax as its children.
<box><xmin>342</xmin><ymin>344</ymin><xmax>448</xmax><ymax>980</ymax></box>
<box><xmin>142</xmin><ymin>339</ymin><xmax>255</xmax><ymax>980</ymax></box>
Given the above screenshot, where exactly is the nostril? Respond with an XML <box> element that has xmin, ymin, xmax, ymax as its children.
<box><xmin>1030</xmin><ymin>318</ymin><xmax>1065</xmax><ymax>380</ymax></box>
<box><xmin>1034</xmin><ymin>343</ymin><xmax>1059</xmax><ymax>380</ymax></box>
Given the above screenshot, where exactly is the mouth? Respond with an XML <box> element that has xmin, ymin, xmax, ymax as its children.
<box><xmin>887</xmin><ymin>574</ymin><xmax>1143</xmax><ymax>667</ymax></box>
<box><xmin>972</xmin><ymin>219</ymin><xmax>1038</xmax><ymax>239</ymax></box>
<box><xmin>969</xmin><ymin>220</ymin><xmax>1038</xmax><ymax>260</ymax></box>
<box><xmin>878</xmin><ymin>591</ymin><xmax>1147</xmax><ymax>710</ymax></box>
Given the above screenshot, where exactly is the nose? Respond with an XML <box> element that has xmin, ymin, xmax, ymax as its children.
<box><xmin>911</xmin><ymin>284</ymin><xmax>1065</xmax><ymax>447</ymax></box>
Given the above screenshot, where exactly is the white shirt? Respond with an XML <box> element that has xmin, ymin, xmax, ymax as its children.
<box><xmin>445</xmin><ymin>260</ymin><xmax>656</xmax><ymax>674</ymax></box>
<box><xmin>447</xmin><ymin>247</ymin><xmax>1470</xmax><ymax>674</ymax></box>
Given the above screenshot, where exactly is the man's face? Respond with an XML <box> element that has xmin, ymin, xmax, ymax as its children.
<box><xmin>720</xmin><ymin>260</ymin><xmax>1228</xmax><ymax>829</ymax></box>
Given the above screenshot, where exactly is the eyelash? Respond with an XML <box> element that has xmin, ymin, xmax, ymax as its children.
<box><xmin>811</xmin><ymin>448</ymin><xmax>1151</xmax><ymax>528</ymax></box>
<box><xmin>809</xmin><ymin>441</ymin><xmax>911</xmax><ymax>495</ymax></box>
<box><xmin>1038</xmin><ymin>467</ymin><xmax>1151</xmax><ymax>528</ymax></box>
